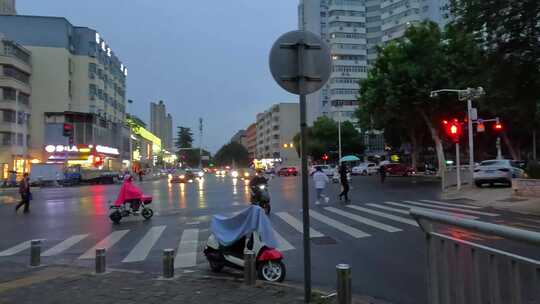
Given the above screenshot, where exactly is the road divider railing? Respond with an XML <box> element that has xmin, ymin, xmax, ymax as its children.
<box><xmin>410</xmin><ymin>208</ymin><xmax>540</xmax><ymax>304</ymax></box>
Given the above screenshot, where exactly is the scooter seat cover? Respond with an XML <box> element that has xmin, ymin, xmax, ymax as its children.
<box><xmin>210</xmin><ymin>205</ymin><xmax>279</xmax><ymax>249</ymax></box>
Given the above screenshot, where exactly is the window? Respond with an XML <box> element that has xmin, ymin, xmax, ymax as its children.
<box><xmin>330</xmin><ymin>88</ymin><xmax>359</xmax><ymax>95</ymax></box>
<box><xmin>88</xmin><ymin>63</ymin><xmax>97</xmax><ymax>79</ymax></box>
<box><xmin>332</xmin><ymin>65</ymin><xmax>367</xmax><ymax>73</ymax></box>
<box><xmin>334</xmin><ymin>43</ymin><xmax>366</xmax><ymax>50</ymax></box>
<box><xmin>2</xmin><ymin>109</ymin><xmax>15</xmax><ymax>123</ymax></box>
<box><xmin>331</xmin><ymin>100</ymin><xmax>358</xmax><ymax>107</ymax></box>
<box><xmin>331</xmin><ymin>77</ymin><xmax>360</xmax><ymax>84</ymax></box>
<box><xmin>89</xmin><ymin>84</ymin><xmax>97</xmax><ymax>100</ymax></box>
<box><xmin>18</xmin><ymin>93</ymin><xmax>30</xmax><ymax>105</ymax></box>
<box><xmin>330</xmin><ymin>32</ymin><xmax>366</xmax><ymax>39</ymax></box>
<box><xmin>3</xmin><ymin>65</ymin><xmax>30</xmax><ymax>84</ymax></box>
<box><xmin>17</xmin><ymin>133</ymin><xmax>23</xmax><ymax>146</ymax></box>
<box><xmin>2</xmin><ymin>88</ymin><xmax>16</xmax><ymax>100</ymax></box>
<box><xmin>0</xmin><ymin>132</ymin><xmax>13</xmax><ymax>146</ymax></box>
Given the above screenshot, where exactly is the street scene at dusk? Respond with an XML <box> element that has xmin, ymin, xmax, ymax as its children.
<box><xmin>0</xmin><ymin>0</ymin><xmax>539</xmax><ymax>303</ymax></box>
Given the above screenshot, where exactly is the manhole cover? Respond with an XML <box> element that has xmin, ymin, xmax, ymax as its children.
<box><xmin>311</xmin><ymin>236</ymin><xmax>337</xmax><ymax>245</ymax></box>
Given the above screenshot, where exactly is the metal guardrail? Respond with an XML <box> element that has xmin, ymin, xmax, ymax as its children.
<box><xmin>410</xmin><ymin>208</ymin><xmax>540</xmax><ymax>304</ymax></box>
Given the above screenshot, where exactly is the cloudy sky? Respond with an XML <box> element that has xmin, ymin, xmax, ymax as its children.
<box><xmin>19</xmin><ymin>0</ymin><xmax>298</xmax><ymax>152</ymax></box>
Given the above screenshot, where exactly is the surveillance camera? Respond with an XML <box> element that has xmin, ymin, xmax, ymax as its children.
<box><xmin>430</xmin><ymin>92</ymin><xmax>438</xmax><ymax>98</ymax></box>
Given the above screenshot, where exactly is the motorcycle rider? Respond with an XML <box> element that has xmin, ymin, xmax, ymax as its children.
<box><xmin>249</xmin><ymin>169</ymin><xmax>268</xmax><ymax>204</ymax></box>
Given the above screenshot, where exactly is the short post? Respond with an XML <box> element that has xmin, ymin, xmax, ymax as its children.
<box><xmin>30</xmin><ymin>240</ymin><xmax>41</xmax><ymax>267</ymax></box>
<box><xmin>95</xmin><ymin>248</ymin><xmax>106</xmax><ymax>274</ymax></box>
<box><xmin>244</xmin><ymin>250</ymin><xmax>256</xmax><ymax>286</ymax></box>
<box><xmin>162</xmin><ymin>249</ymin><xmax>175</xmax><ymax>278</ymax></box>
<box><xmin>336</xmin><ymin>264</ymin><xmax>352</xmax><ymax>304</ymax></box>
<box><xmin>456</xmin><ymin>143</ymin><xmax>461</xmax><ymax>191</ymax></box>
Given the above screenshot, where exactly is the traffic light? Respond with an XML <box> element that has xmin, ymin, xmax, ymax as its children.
<box><xmin>63</xmin><ymin>123</ymin><xmax>73</xmax><ymax>137</ymax></box>
<box><xmin>442</xmin><ymin>119</ymin><xmax>462</xmax><ymax>143</ymax></box>
<box><xmin>494</xmin><ymin>118</ymin><xmax>503</xmax><ymax>131</ymax></box>
<box><xmin>321</xmin><ymin>154</ymin><xmax>329</xmax><ymax>161</ymax></box>
<box><xmin>94</xmin><ymin>155</ymin><xmax>103</xmax><ymax>167</ymax></box>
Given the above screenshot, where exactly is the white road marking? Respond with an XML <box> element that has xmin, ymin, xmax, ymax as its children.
<box><xmin>381</xmin><ymin>202</ymin><xmax>479</xmax><ymax>220</ymax></box>
<box><xmin>403</xmin><ymin>201</ymin><xmax>499</xmax><ymax>216</ymax></box>
<box><xmin>79</xmin><ymin>230</ymin><xmax>130</xmax><ymax>259</ymax></box>
<box><xmin>310</xmin><ymin>210</ymin><xmax>370</xmax><ymax>238</ymax></box>
<box><xmin>0</xmin><ymin>240</ymin><xmax>31</xmax><ymax>257</ymax></box>
<box><xmin>42</xmin><ymin>234</ymin><xmax>89</xmax><ymax>257</ymax></box>
<box><xmin>366</xmin><ymin>203</ymin><xmax>411</xmax><ymax>215</ymax></box>
<box><xmin>324</xmin><ymin>207</ymin><xmax>402</xmax><ymax>232</ymax></box>
<box><xmin>275</xmin><ymin>212</ymin><xmax>324</xmax><ymax>237</ymax></box>
<box><xmin>272</xmin><ymin>229</ymin><xmax>295</xmax><ymax>251</ymax></box>
<box><xmin>420</xmin><ymin>199</ymin><xmax>482</xmax><ymax>209</ymax></box>
<box><xmin>122</xmin><ymin>226</ymin><xmax>166</xmax><ymax>263</ymax></box>
<box><xmin>174</xmin><ymin>229</ymin><xmax>199</xmax><ymax>268</ymax></box>
<box><xmin>347</xmin><ymin>205</ymin><xmax>419</xmax><ymax>227</ymax></box>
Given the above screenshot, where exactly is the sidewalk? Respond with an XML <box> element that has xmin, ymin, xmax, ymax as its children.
<box><xmin>0</xmin><ymin>262</ymin><xmax>379</xmax><ymax>304</ymax></box>
<box><xmin>441</xmin><ymin>186</ymin><xmax>540</xmax><ymax>216</ymax></box>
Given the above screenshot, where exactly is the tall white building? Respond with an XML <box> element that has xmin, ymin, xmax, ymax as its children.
<box><xmin>299</xmin><ymin>0</ymin><xmax>451</xmax><ymax>125</ymax></box>
<box><xmin>0</xmin><ymin>0</ymin><xmax>16</xmax><ymax>15</ymax></box>
<box><xmin>150</xmin><ymin>100</ymin><xmax>173</xmax><ymax>151</ymax></box>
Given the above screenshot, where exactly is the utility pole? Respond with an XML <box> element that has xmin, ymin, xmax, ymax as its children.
<box><xmin>338</xmin><ymin>110</ymin><xmax>342</xmax><ymax>163</ymax></box>
<box><xmin>199</xmin><ymin>118</ymin><xmax>203</xmax><ymax>169</ymax></box>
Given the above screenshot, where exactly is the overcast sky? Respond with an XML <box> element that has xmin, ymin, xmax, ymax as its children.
<box><xmin>19</xmin><ymin>0</ymin><xmax>298</xmax><ymax>153</ymax></box>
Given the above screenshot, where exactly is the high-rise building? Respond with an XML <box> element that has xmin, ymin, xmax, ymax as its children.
<box><xmin>0</xmin><ymin>0</ymin><xmax>16</xmax><ymax>15</ymax></box>
<box><xmin>256</xmin><ymin>103</ymin><xmax>300</xmax><ymax>166</ymax></box>
<box><xmin>150</xmin><ymin>100</ymin><xmax>173</xmax><ymax>151</ymax></box>
<box><xmin>299</xmin><ymin>0</ymin><xmax>451</xmax><ymax>125</ymax></box>
<box><xmin>245</xmin><ymin>123</ymin><xmax>257</xmax><ymax>160</ymax></box>
<box><xmin>0</xmin><ymin>33</ymin><xmax>31</xmax><ymax>176</ymax></box>
<box><xmin>0</xmin><ymin>15</ymin><xmax>129</xmax><ymax>169</ymax></box>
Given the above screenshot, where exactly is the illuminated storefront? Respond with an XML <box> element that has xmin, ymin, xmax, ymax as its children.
<box><xmin>126</xmin><ymin>117</ymin><xmax>161</xmax><ymax>171</ymax></box>
<box><xmin>43</xmin><ymin>144</ymin><xmax>120</xmax><ymax>170</ymax></box>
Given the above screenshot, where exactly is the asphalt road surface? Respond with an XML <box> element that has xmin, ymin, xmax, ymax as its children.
<box><xmin>1</xmin><ymin>174</ymin><xmax>539</xmax><ymax>304</ymax></box>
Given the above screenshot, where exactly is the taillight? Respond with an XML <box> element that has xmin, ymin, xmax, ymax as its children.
<box><xmin>498</xmin><ymin>168</ymin><xmax>510</xmax><ymax>172</ymax></box>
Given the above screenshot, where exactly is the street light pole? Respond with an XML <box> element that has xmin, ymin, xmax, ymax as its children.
<box><xmin>338</xmin><ymin>111</ymin><xmax>342</xmax><ymax>163</ymax></box>
<box><xmin>467</xmin><ymin>98</ymin><xmax>474</xmax><ymax>180</ymax></box>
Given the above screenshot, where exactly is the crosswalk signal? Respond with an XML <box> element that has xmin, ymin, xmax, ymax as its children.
<box><xmin>442</xmin><ymin>119</ymin><xmax>462</xmax><ymax>143</ymax></box>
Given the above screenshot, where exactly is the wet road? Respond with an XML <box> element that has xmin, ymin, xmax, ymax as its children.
<box><xmin>0</xmin><ymin>174</ymin><xmax>539</xmax><ymax>304</ymax></box>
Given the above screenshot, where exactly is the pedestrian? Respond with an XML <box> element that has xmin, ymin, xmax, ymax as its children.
<box><xmin>379</xmin><ymin>164</ymin><xmax>386</xmax><ymax>183</ymax></box>
<box><xmin>138</xmin><ymin>170</ymin><xmax>144</xmax><ymax>182</ymax></box>
<box><xmin>312</xmin><ymin>166</ymin><xmax>329</xmax><ymax>205</ymax></box>
<box><xmin>338</xmin><ymin>164</ymin><xmax>350</xmax><ymax>203</ymax></box>
<box><xmin>15</xmin><ymin>173</ymin><xmax>31</xmax><ymax>213</ymax></box>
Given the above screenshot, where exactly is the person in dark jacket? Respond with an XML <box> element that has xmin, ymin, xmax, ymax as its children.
<box><xmin>338</xmin><ymin>164</ymin><xmax>350</xmax><ymax>203</ymax></box>
<box><xmin>15</xmin><ymin>173</ymin><xmax>31</xmax><ymax>213</ymax></box>
<box><xmin>379</xmin><ymin>164</ymin><xmax>387</xmax><ymax>183</ymax></box>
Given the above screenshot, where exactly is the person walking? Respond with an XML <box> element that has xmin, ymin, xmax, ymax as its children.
<box><xmin>338</xmin><ymin>164</ymin><xmax>350</xmax><ymax>203</ymax></box>
<box><xmin>15</xmin><ymin>173</ymin><xmax>31</xmax><ymax>213</ymax></box>
<box><xmin>312</xmin><ymin>166</ymin><xmax>329</xmax><ymax>205</ymax></box>
<box><xmin>379</xmin><ymin>164</ymin><xmax>387</xmax><ymax>183</ymax></box>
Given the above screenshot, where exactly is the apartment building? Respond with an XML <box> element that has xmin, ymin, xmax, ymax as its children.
<box><xmin>150</xmin><ymin>100</ymin><xmax>173</xmax><ymax>151</ymax></box>
<box><xmin>245</xmin><ymin>123</ymin><xmax>257</xmax><ymax>160</ymax></box>
<box><xmin>0</xmin><ymin>0</ymin><xmax>15</xmax><ymax>15</ymax></box>
<box><xmin>256</xmin><ymin>103</ymin><xmax>300</xmax><ymax>166</ymax></box>
<box><xmin>0</xmin><ymin>15</ymin><xmax>129</xmax><ymax>168</ymax></box>
<box><xmin>0</xmin><ymin>34</ymin><xmax>31</xmax><ymax>176</ymax></box>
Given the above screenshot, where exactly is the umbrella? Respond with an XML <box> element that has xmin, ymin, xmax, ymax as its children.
<box><xmin>340</xmin><ymin>155</ymin><xmax>360</xmax><ymax>162</ymax></box>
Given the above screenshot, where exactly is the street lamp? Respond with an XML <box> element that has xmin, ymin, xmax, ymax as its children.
<box><xmin>430</xmin><ymin>87</ymin><xmax>485</xmax><ymax>183</ymax></box>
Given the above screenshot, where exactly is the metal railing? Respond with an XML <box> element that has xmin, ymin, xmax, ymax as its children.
<box><xmin>410</xmin><ymin>208</ymin><xmax>540</xmax><ymax>304</ymax></box>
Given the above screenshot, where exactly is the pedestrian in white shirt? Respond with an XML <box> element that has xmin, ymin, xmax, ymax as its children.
<box><xmin>313</xmin><ymin>166</ymin><xmax>329</xmax><ymax>205</ymax></box>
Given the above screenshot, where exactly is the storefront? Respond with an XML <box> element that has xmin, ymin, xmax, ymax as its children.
<box><xmin>43</xmin><ymin>144</ymin><xmax>121</xmax><ymax>170</ymax></box>
<box><xmin>126</xmin><ymin>117</ymin><xmax>161</xmax><ymax>172</ymax></box>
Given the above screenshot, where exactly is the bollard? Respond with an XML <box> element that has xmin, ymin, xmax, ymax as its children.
<box><xmin>336</xmin><ymin>264</ymin><xmax>352</xmax><ymax>304</ymax></box>
<box><xmin>244</xmin><ymin>250</ymin><xmax>256</xmax><ymax>286</ymax></box>
<box><xmin>95</xmin><ymin>248</ymin><xmax>106</xmax><ymax>274</ymax></box>
<box><xmin>162</xmin><ymin>249</ymin><xmax>175</xmax><ymax>278</ymax></box>
<box><xmin>30</xmin><ymin>240</ymin><xmax>41</xmax><ymax>267</ymax></box>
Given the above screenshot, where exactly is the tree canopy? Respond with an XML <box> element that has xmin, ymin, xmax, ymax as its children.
<box><xmin>175</xmin><ymin>127</ymin><xmax>193</xmax><ymax>150</ymax></box>
<box><xmin>214</xmin><ymin>141</ymin><xmax>250</xmax><ymax>167</ymax></box>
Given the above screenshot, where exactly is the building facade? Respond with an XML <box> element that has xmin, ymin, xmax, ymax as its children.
<box><xmin>245</xmin><ymin>123</ymin><xmax>257</xmax><ymax>160</ymax></box>
<box><xmin>0</xmin><ymin>15</ymin><xmax>129</xmax><ymax>168</ymax></box>
<box><xmin>127</xmin><ymin>115</ymin><xmax>161</xmax><ymax>172</ymax></box>
<box><xmin>0</xmin><ymin>0</ymin><xmax>15</xmax><ymax>15</ymax></box>
<box><xmin>150</xmin><ymin>100</ymin><xmax>173</xmax><ymax>151</ymax></box>
<box><xmin>256</xmin><ymin>103</ymin><xmax>300</xmax><ymax>166</ymax></box>
<box><xmin>0</xmin><ymin>34</ymin><xmax>31</xmax><ymax>177</ymax></box>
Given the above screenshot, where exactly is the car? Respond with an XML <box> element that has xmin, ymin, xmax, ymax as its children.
<box><xmin>169</xmin><ymin>170</ymin><xmax>196</xmax><ymax>183</ymax></box>
<box><xmin>473</xmin><ymin>159</ymin><xmax>525</xmax><ymax>187</ymax></box>
<box><xmin>383</xmin><ymin>163</ymin><xmax>415</xmax><ymax>176</ymax></box>
<box><xmin>310</xmin><ymin>165</ymin><xmax>334</xmax><ymax>176</ymax></box>
<box><xmin>277</xmin><ymin>167</ymin><xmax>298</xmax><ymax>176</ymax></box>
<box><xmin>352</xmin><ymin>162</ymin><xmax>378</xmax><ymax>175</ymax></box>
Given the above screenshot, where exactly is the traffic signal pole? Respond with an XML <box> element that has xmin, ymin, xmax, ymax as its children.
<box><xmin>456</xmin><ymin>143</ymin><xmax>461</xmax><ymax>191</ymax></box>
<box><xmin>467</xmin><ymin>99</ymin><xmax>474</xmax><ymax>185</ymax></box>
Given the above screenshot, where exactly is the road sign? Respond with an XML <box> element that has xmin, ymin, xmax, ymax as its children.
<box><xmin>269</xmin><ymin>30</ymin><xmax>331</xmax><ymax>95</ymax></box>
<box><xmin>269</xmin><ymin>30</ymin><xmax>331</xmax><ymax>303</ymax></box>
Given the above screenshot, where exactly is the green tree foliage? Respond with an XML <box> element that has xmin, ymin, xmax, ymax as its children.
<box><xmin>450</xmin><ymin>0</ymin><xmax>540</xmax><ymax>159</ymax></box>
<box><xmin>293</xmin><ymin>116</ymin><xmax>363</xmax><ymax>161</ymax></box>
<box><xmin>214</xmin><ymin>142</ymin><xmax>250</xmax><ymax>167</ymax></box>
<box><xmin>178</xmin><ymin>149</ymin><xmax>211</xmax><ymax>168</ymax></box>
<box><xmin>175</xmin><ymin>127</ymin><xmax>193</xmax><ymax>150</ymax></box>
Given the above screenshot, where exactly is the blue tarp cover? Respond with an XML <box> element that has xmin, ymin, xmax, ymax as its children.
<box><xmin>210</xmin><ymin>205</ymin><xmax>278</xmax><ymax>249</ymax></box>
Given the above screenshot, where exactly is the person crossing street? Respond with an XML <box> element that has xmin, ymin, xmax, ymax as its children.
<box><xmin>15</xmin><ymin>173</ymin><xmax>31</xmax><ymax>213</ymax></box>
<box><xmin>312</xmin><ymin>166</ymin><xmax>329</xmax><ymax>205</ymax></box>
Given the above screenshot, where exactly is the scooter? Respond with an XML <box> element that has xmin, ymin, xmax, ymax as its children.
<box><xmin>109</xmin><ymin>196</ymin><xmax>153</xmax><ymax>224</ymax></box>
<box><xmin>250</xmin><ymin>183</ymin><xmax>271</xmax><ymax>215</ymax></box>
<box><xmin>204</xmin><ymin>231</ymin><xmax>286</xmax><ymax>282</ymax></box>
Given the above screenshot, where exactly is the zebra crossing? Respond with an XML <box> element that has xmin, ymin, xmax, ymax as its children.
<box><xmin>0</xmin><ymin>199</ymin><xmax>502</xmax><ymax>267</ymax></box>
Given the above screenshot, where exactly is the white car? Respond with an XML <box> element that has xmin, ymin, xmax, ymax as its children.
<box><xmin>352</xmin><ymin>162</ymin><xmax>378</xmax><ymax>175</ymax></box>
<box><xmin>473</xmin><ymin>159</ymin><xmax>525</xmax><ymax>187</ymax></box>
<box><xmin>310</xmin><ymin>165</ymin><xmax>334</xmax><ymax>177</ymax></box>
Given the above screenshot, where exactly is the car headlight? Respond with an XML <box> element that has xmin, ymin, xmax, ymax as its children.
<box><xmin>198</xmin><ymin>172</ymin><xmax>204</xmax><ymax>177</ymax></box>
<box><xmin>168</xmin><ymin>174</ymin><xmax>172</xmax><ymax>179</ymax></box>
<box><xmin>244</xmin><ymin>172</ymin><xmax>250</xmax><ymax>177</ymax></box>
<box><xmin>258</xmin><ymin>185</ymin><xmax>266</xmax><ymax>190</ymax></box>
<box><xmin>231</xmin><ymin>171</ymin><xmax>239</xmax><ymax>178</ymax></box>
<box><xmin>180</xmin><ymin>175</ymin><xmax>185</xmax><ymax>179</ymax></box>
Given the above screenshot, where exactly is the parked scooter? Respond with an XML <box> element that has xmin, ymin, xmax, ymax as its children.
<box><xmin>204</xmin><ymin>206</ymin><xmax>286</xmax><ymax>282</ymax></box>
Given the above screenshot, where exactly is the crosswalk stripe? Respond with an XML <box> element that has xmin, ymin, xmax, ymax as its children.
<box><xmin>367</xmin><ymin>203</ymin><xmax>410</xmax><ymax>215</ymax></box>
<box><xmin>347</xmin><ymin>205</ymin><xmax>419</xmax><ymax>227</ymax></box>
<box><xmin>403</xmin><ymin>201</ymin><xmax>499</xmax><ymax>216</ymax></box>
<box><xmin>324</xmin><ymin>207</ymin><xmax>402</xmax><ymax>232</ymax></box>
<box><xmin>272</xmin><ymin>229</ymin><xmax>295</xmax><ymax>251</ymax></box>
<box><xmin>0</xmin><ymin>240</ymin><xmax>31</xmax><ymax>257</ymax></box>
<box><xmin>174</xmin><ymin>229</ymin><xmax>199</xmax><ymax>268</ymax></box>
<box><xmin>381</xmin><ymin>202</ymin><xmax>479</xmax><ymax>220</ymax></box>
<box><xmin>79</xmin><ymin>230</ymin><xmax>130</xmax><ymax>259</ymax></box>
<box><xmin>275</xmin><ymin>212</ymin><xmax>324</xmax><ymax>237</ymax></box>
<box><xmin>310</xmin><ymin>210</ymin><xmax>370</xmax><ymax>238</ymax></box>
<box><xmin>420</xmin><ymin>199</ymin><xmax>481</xmax><ymax>209</ymax></box>
<box><xmin>42</xmin><ymin>234</ymin><xmax>88</xmax><ymax>257</ymax></box>
<box><xmin>122</xmin><ymin>226</ymin><xmax>166</xmax><ymax>263</ymax></box>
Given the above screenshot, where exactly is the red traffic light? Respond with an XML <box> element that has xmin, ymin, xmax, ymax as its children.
<box><xmin>494</xmin><ymin>122</ymin><xmax>503</xmax><ymax>131</ymax></box>
<box><xmin>322</xmin><ymin>154</ymin><xmax>329</xmax><ymax>161</ymax></box>
<box><xmin>63</xmin><ymin>123</ymin><xmax>73</xmax><ymax>137</ymax></box>
<box><xmin>442</xmin><ymin>118</ymin><xmax>462</xmax><ymax>143</ymax></box>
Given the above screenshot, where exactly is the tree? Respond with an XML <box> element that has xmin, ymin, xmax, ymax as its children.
<box><xmin>356</xmin><ymin>21</ymin><xmax>485</xmax><ymax>173</ymax></box>
<box><xmin>214</xmin><ymin>142</ymin><xmax>250</xmax><ymax>167</ymax></box>
<box><xmin>175</xmin><ymin>127</ymin><xmax>193</xmax><ymax>150</ymax></box>
<box><xmin>179</xmin><ymin>148</ymin><xmax>211</xmax><ymax>168</ymax></box>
